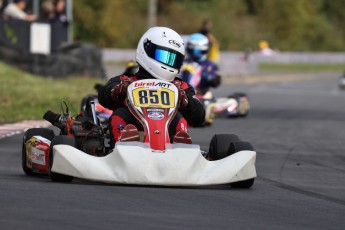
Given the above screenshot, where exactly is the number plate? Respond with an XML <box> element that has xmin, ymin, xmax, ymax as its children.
<box><xmin>132</xmin><ymin>87</ymin><xmax>175</xmax><ymax>108</ymax></box>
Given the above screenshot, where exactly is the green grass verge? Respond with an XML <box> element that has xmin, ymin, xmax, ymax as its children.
<box><xmin>259</xmin><ymin>63</ymin><xmax>345</xmax><ymax>71</ymax></box>
<box><xmin>0</xmin><ymin>61</ymin><xmax>104</xmax><ymax>123</ymax></box>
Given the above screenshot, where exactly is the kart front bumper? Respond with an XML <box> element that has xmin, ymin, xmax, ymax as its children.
<box><xmin>52</xmin><ymin>142</ymin><xmax>256</xmax><ymax>186</ymax></box>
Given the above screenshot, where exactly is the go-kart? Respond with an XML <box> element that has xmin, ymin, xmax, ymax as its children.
<box><xmin>199</xmin><ymin>90</ymin><xmax>250</xmax><ymax>125</ymax></box>
<box><xmin>180</xmin><ymin>62</ymin><xmax>250</xmax><ymax>126</ymax></box>
<box><xmin>22</xmin><ymin>79</ymin><xmax>256</xmax><ymax>188</ymax></box>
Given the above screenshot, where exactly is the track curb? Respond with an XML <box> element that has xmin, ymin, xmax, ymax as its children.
<box><xmin>0</xmin><ymin>120</ymin><xmax>51</xmax><ymax>140</ymax></box>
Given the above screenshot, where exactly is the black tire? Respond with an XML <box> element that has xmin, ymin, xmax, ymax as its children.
<box><xmin>229</xmin><ymin>92</ymin><xmax>247</xmax><ymax>98</ymax></box>
<box><xmin>22</xmin><ymin>128</ymin><xmax>55</xmax><ymax>175</ymax></box>
<box><xmin>208</xmin><ymin>134</ymin><xmax>240</xmax><ymax>160</ymax></box>
<box><xmin>49</xmin><ymin>135</ymin><xmax>75</xmax><ymax>182</ymax></box>
<box><xmin>227</xmin><ymin>141</ymin><xmax>255</xmax><ymax>188</ymax></box>
<box><xmin>227</xmin><ymin>141</ymin><xmax>253</xmax><ymax>155</ymax></box>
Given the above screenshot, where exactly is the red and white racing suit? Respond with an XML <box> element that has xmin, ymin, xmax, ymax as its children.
<box><xmin>98</xmin><ymin>68</ymin><xmax>205</xmax><ymax>146</ymax></box>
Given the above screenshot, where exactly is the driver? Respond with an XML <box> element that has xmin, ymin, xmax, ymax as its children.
<box><xmin>98</xmin><ymin>27</ymin><xmax>205</xmax><ymax>147</ymax></box>
<box><xmin>180</xmin><ymin>33</ymin><xmax>221</xmax><ymax>96</ymax></box>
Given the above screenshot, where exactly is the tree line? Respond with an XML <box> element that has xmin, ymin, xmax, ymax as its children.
<box><xmin>73</xmin><ymin>0</ymin><xmax>345</xmax><ymax>51</ymax></box>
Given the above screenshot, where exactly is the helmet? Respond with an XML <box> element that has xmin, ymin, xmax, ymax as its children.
<box><xmin>123</xmin><ymin>60</ymin><xmax>139</xmax><ymax>75</ymax></box>
<box><xmin>186</xmin><ymin>33</ymin><xmax>209</xmax><ymax>62</ymax></box>
<box><xmin>136</xmin><ymin>27</ymin><xmax>185</xmax><ymax>82</ymax></box>
<box><xmin>259</xmin><ymin>40</ymin><xmax>269</xmax><ymax>49</ymax></box>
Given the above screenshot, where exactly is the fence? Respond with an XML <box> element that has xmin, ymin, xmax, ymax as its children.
<box><xmin>0</xmin><ymin>16</ymin><xmax>68</xmax><ymax>53</ymax></box>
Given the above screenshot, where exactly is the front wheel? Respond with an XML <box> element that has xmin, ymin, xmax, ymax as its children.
<box><xmin>49</xmin><ymin>135</ymin><xmax>75</xmax><ymax>182</ymax></box>
<box><xmin>208</xmin><ymin>134</ymin><xmax>255</xmax><ymax>188</ymax></box>
<box><xmin>204</xmin><ymin>102</ymin><xmax>216</xmax><ymax>126</ymax></box>
<box><xmin>228</xmin><ymin>141</ymin><xmax>255</xmax><ymax>188</ymax></box>
<box><xmin>22</xmin><ymin>128</ymin><xmax>55</xmax><ymax>175</ymax></box>
<box><xmin>238</xmin><ymin>98</ymin><xmax>250</xmax><ymax>117</ymax></box>
<box><xmin>208</xmin><ymin>134</ymin><xmax>240</xmax><ymax>160</ymax></box>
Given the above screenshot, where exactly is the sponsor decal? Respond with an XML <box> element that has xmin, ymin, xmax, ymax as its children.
<box><xmin>147</xmin><ymin>108</ymin><xmax>164</xmax><ymax>112</ymax></box>
<box><xmin>134</xmin><ymin>81</ymin><xmax>171</xmax><ymax>88</ymax></box>
<box><xmin>155</xmin><ymin>82</ymin><xmax>171</xmax><ymax>88</ymax></box>
<box><xmin>31</xmin><ymin>147</ymin><xmax>46</xmax><ymax>166</ymax></box>
<box><xmin>169</xmin><ymin>40</ymin><xmax>181</xmax><ymax>48</ymax></box>
<box><xmin>148</xmin><ymin>111</ymin><xmax>164</xmax><ymax>120</ymax></box>
<box><xmin>35</xmin><ymin>136</ymin><xmax>51</xmax><ymax>145</ymax></box>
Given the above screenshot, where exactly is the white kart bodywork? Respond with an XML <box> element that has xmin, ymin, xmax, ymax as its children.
<box><xmin>52</xmin><ymin>142</ymin><xmax>256</xmax><ymax>186</ymax></box>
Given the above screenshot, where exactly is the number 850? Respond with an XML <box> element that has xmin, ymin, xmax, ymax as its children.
<box><xmin>138</xmin><ymin>90</ymin><xmax>171</xmax><ymax>106</ymax></box>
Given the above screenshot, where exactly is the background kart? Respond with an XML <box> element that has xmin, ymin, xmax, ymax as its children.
<box><xmin>180</xmin><ymin>62</ymin><xmax>250</xmax><ymax>126</ymax></box>
<box><xmin>23</xmin><ymin>79</ymin><xmax>256</xmax><ymax>188</ymax></box>
<box><xmin>199</xmin><ymin>91</ymin><xmax>250</xmax><ymax>125</ymax></box>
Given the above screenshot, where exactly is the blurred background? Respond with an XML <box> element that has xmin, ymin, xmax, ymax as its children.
<box><xmin>0</xmin><ymin>0</ymin><xmax>345</xmax><ymax>77</ymax></box>
<box><xmin>1</xmin><ymin>0</ymin><xmax>345</xmax><ymax>121</ymax></box>
<box><xmin>1</xmin><ymin>0</ymin><xmax>345</xmax><ymax>76</ymax></box>
<box><xmin>72</xmin><ymin>0</ymin><xmax>345</xmax><ymax>52</ymax></box>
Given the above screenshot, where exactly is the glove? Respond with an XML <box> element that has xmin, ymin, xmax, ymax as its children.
<box><xmin>111</xmin><ymin>78</ymin><xmax>132</xmax><ymax>105</ymax></box>
<box><xmin>208</xmin><ymin>74</ymin><xmax>221</xmax><ymax>88</ymax></box>
<box><xmin>173</xmin><ymin>80</ymin><xmax>189</xmax><ymax>111</ymax></box>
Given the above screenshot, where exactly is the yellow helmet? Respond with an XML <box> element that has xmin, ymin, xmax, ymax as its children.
<box><xmin>259</xmin><ymin>40</ymin><xmax>269</xmax><ymax>49</ymax></box>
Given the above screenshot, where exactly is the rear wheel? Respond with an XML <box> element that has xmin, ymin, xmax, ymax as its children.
<box><xmin>49</xmin><ymin>135</ymin><xmax>75</xmax><ymax>182</ymax></box>
<box><xmin>22</xmin><ymin>128</ymin><xmax>55</xmax><ymax>175</ymax></box>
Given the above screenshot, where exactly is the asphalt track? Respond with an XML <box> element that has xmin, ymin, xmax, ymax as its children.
<box><xmin>1</xmin><ymin>72</ymin><xmax>345</xmax><ymax>230</ymax></box>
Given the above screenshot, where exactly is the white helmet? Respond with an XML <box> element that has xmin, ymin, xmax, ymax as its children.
<box><xmin>136</xmin><ymin>27</ymin><xmax>185</xmax><ymax>82</ymax></box>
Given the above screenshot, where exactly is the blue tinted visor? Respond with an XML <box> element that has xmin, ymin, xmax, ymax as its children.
<box><xmin>144</xmin><ymin>41</ymin><xmax>185</xmax><ymax>69</ymax></box>
<box><xmin>187</xmin><ymin>48</ymin><xmax>208</xmax><ymax>56</ymax></box>
<box><xmin>155</xmin><ymin>49</ymin><xmax>179</xmax><ymax>67</ymax></box>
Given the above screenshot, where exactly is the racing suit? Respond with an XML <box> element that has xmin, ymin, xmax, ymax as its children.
<box><xmin>98</xmin><ymin>67</ymin><xmax>205</xmax><ymax>146</ymax></box>
<box><xmin>180</xmin><ymin>58</ymin><xmax>221</xmax><ymax>96</ymax></box>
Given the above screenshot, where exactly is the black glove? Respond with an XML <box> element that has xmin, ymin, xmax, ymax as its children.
<box><xmin>209</xmin><ymin>74</ymin><xmax>221</xmax><ymax>88</ymax></box>
<box><xmin>111</xmin><ymin>78</ymin><xmax>132</xmax><ymax>105</ymax></box>
<box><xmin>173</xmin><ymin>80</ymin><xmax>189</xmax><ymax>111</ymax></box>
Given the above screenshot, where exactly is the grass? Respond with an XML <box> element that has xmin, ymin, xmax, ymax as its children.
<box><xmin>259</xmin><ymin>63</ymin><xmax>345</xmax><ymax>71</ymax></box>
<box><xmin>0</xmin><ymin>61</ymin><xmax>104</xmax><ymax>123</ymax></box>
